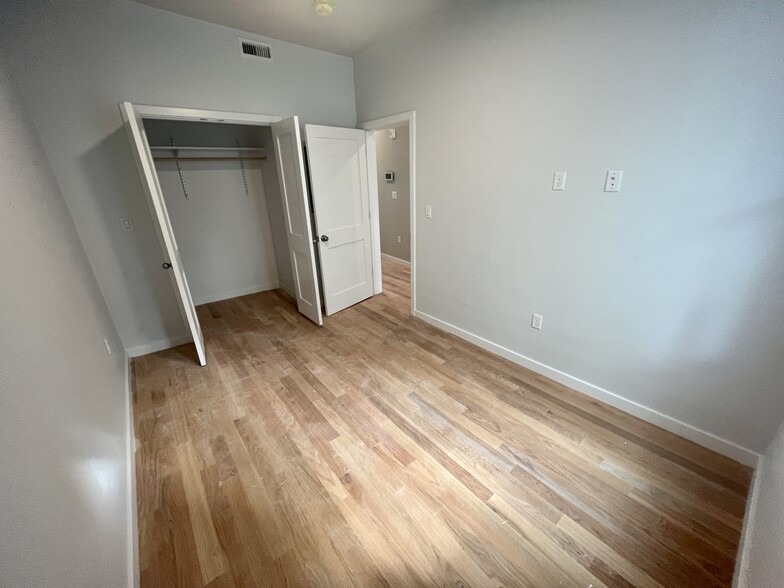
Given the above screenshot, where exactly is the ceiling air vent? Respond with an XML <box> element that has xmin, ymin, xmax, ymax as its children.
<box><xmin>240</xmin><ymin>39</ymin><xmax>272</xmax><ymax>60</ymax></box>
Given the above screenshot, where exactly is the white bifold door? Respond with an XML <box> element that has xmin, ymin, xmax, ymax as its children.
<box><xmin>305</xmin><ymin>125</ymin><xmax>375</xmax><ymax>315</ymax></box>
<box><xmin>119</xmin><ymin>102</ymin><xmax>207</xmax><ymax>366</ymax></box>
<box><xmin>271</xmin><ymin>117</ymin><xmax>324</xmax><ymax>325</ymax></box>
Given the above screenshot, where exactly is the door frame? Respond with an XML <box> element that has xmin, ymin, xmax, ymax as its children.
<box><xmin>131</xmin><ymin>104</ymin><xmax>282</xmax><ymax>126</ymax></box>
<box><xmin>360</xmin><ymin>111</ymin><xmax>416</xmax><ymax>315</ymax></box>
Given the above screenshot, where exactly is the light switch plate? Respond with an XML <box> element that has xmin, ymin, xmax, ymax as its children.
<box><xmin>120</xmin><ymin>217</ymin><xmax>134</xmax><ymax>232</ymax></box>
<box><xmin>392</xmin><ymin>191</ymin><xmax>398</xmax><ymax>200</ymax></box>
<box><xmin>425</xmin><ymin>205</ymin><xmax>432</xmax><ymax>219</ymax></box>
<box><xmin>389</xmin><ymin>128</ymin><xmax>396</xmax><ymax>140</ymax></box>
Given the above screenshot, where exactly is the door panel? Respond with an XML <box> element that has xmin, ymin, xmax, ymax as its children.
<box><xmin>327</xmin><ymin>240</ymin><xmax>370</xmax><ymax>296</ymax></box>
<box><xmin>276</xmin><ymin>132</ymin><xmax>306</xmax><ymax>238</ymax></box>
<box><xmin>271</xmin><ymin>117</ymin><xmax>323</xmax><ymax>325</ymax></box>
<box><xmin>119</xmin><ymin>102</ymin><xmax>207</xmax><ymax>366</ymax></box>
<box><xmin>305</xmin><ymin>125</ymin><xmax>374</xmax><ymax>315</ymax></box>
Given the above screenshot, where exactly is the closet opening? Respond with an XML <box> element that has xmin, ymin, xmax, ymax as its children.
<box><xmin>143</xmin><ymin>119</ymin><xmax>295</xmax><ymax>306</ymax></box>
<box><xmin>120</xmin><ymin>103</ymin><xmax>379</xmax><ymax>366</ymax></box>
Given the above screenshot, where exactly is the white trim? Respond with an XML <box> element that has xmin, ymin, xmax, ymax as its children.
<box><xmin>130</xmin><ymin>103</ymin><xmax>281</xmax><ymax>126</ymax></box>
<box><xmin>365</xmin><ymin>130</ymin><xmax>382</xmax><ymax>294</ymax></box>
<box><xmin>127</xmin><ymin>334</ymin><xmax>193</xmax><ymax>358</ymax></box>
<box><xmin>361</xmin><ymin>111</ymin><xmax>414</xmax><ymax>131</ymax></box>
<box><xmin>414</xmin><ymin>309</ymin><xmax>761</xmax><ymax>467</ymax></box>
<box><xmin>125</xmin><ymin>352</ymin><xmax>140</xmax><ymax>588</ymax></box>
<box><xmin>381</xmin><ymin>252</ymin><xmax>410</xmax><ymax>266</ymax></box>
<box><xmin>192</xmin><ymin>282</ymin><xmax>279</xmax><ymax>306</ymax></box>
<box><xmin>733</xmin><ymin>460</ymin><xmax>765</xmax><ymax>587</ymax></box>
<box><xmin>360</xmin><ymin>111</ymin><xmax>416</xmax><ymax>315</ymax></box>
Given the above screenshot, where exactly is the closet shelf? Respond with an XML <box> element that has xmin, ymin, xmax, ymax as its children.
<box><xmin>150</xmin><ymin>146</ymin><xmax>267</xmax><ymax>162</ymax></box>
<box><xmin>152</xmin><ymin>156</ymin><xmax>266</xmax><ymax>161</ymax></box>
<box><xmin>150</xmin><ymin>146</ymin><xmax>266</xmax><ymax>152</ymax></box>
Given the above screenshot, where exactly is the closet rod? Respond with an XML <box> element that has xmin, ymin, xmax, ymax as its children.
<box><xmin>152</xmin><ymin>156</ymin><xmax>266</xmax><ymax>162</ymax></box>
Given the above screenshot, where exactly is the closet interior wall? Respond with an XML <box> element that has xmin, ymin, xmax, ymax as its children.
<box><xmin>143</xmin><ymin>119</ymin><xmax>294</xmax><ymax>305</ymax></box>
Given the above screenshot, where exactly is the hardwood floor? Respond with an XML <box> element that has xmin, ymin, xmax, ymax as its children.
<box><xmin>133</xmin><ymin>256</ymin><xmax>752</xmax><ymax>587</ymax></box>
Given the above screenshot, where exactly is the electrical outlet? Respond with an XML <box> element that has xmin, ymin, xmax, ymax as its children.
<box><xmin>552</xmin><ymin>171</ymin><xmax>566</xmax><ymax>191</ymax></box>
<box><xmin>397</xmin><ymin>235</ymin><xmax>402</xmax><ymax>243</ymax></box>
<box><xmin>425</xmin><ymin>205</ymin><xmax>432</xmax><ymax>219</ymax></box>
<box><xmin>531</xmin><ymin>314</ymin><xmax>543</xmax><ymax>330</ymax></box>
<box><xmin>391</xmin><ymin>190</ymin><xmax>398</xmax><ymax>200</ymax></box>
<box><xmin>604</xmin><ymin>170</ymin><xmax>623</xmax><ymax>192</ymax></box>
<box><xmin>120</xmin><ymin>217</ymin><xmax>134</xmax><ymax>232</ymax></box>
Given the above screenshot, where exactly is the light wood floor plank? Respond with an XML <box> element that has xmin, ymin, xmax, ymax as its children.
<box><xmin>133</xmin><ymin>256</ymin><xmax>751</xmax><ymax>587</ymax></box>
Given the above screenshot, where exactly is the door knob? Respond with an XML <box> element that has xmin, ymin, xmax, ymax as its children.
<box><xmin>162</xmin><ymin>262</ymin><xmax>172</xmax><ymax>269</ymax></box>
<box><xmin>320</xmin><ymin>235</ymin><xmax>329</xmax><ymax>242</ymax></box>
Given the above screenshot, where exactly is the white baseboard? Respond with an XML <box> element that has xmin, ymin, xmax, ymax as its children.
<box><xmin>127</xmin><ymin>334</ymin><xmax>192</xmax><ymax>358</ymax></box>
<box><xmin>124</xmin><ymin>352</ymin><xmax>140</xmax><ymax>588</ymax></box>
<box><xmin>733</xmin><ymin>458</ymin><xmax>765</xmax><ymax>587</ymax></box>
<box><xmin>413</xmin><ymin>309</ymin><xmax>760</xmax><ymax>468</ymax></box>
<box><xmin>193</xmin><ymin>282</ymin><xmax>279</xmax><ymax>306</ymax></box>
<box><xmin>381</xmin><ymin>252</ymin><xmax>410</xmax><ymax>266</ymax></box>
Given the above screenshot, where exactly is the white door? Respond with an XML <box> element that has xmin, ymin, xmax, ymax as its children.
<box><xmin>271</xmin><ymin>117</ymin><xmax>323</xmax><ymax>325</ymax></box>
<box><xmin>119</xmin><ymin>102</ymin><xmax>207</xmax><ymax>366</ymax></box>
<box><xmin>304</xmin><ymin>125</ymin><xmax>374</xmax><ymax>315</ymax></box>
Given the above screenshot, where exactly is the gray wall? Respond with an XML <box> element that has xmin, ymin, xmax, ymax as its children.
<box><xmin>0</xmin><ymin>57</ymin><xmax>131</xmax><ymax>587</ymax></box>
<box><xmin>741</xmin><ymin>418</ymin><xmax>784</xmax><ymax>586</ymax></box>
<box><xmin>375</xmin><ymin>126</ymin><xmax>410</xmax><ymax>261</ymax></box>
<box><xmin>146</xmin><ymin>120</ymin><xmax>284</xmax><ymax>304</ymax></box>
<box><xmin>355</xmin><ymin>0</ymin><xmax>784</xmax><ymax>452</ymax></box>
<box><xmin>1</xmin><ymin>0</ymin><xmax>356</xmax><ymax>355</ymax></box>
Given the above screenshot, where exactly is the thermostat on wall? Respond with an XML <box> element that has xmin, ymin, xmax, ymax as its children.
<box><xmin>384</xmin><ymin>171</ymin><xmax>395</xmax><ymax>183</ymax></box>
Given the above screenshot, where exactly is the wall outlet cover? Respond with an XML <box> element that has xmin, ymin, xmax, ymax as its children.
<box><xmin>604</xmin><ymin>170</ymin><xmax>623</xmax><ymax>192</ymax></box>
<box><xmin>531</xmin><ymin>313</ymin><xmax>543</xmax><ymax>330</ymax></box>
<box><xmin>552</xmin><ymin>171</ymin><xmax>566</xmax><ymax>191</ymax></box>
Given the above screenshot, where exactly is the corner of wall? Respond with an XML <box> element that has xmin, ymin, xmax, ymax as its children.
<box><xmin>732</xmin><ymin>457</ymin><xmax>764</xmax><ymax>588</ymax></box>
<box><xmin>125</xmin><ymin>351</ymin><xmax>140</xmax><ymax>588</ymax></box>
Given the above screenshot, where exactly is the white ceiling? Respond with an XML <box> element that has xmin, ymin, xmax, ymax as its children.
<box><xmin>131</xmin><ymin>0</ymin><xmax>456</xmax><ymax>56</ymax></box>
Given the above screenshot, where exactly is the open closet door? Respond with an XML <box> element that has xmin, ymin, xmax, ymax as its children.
<box><xmin>119</xmin><ymin>102</ymin><xmax>207</xmax><ymax>366</ymax></box>
<box><xmin>271</xmin><ymin>117</ymin><xmax>323</xmax><ymax>326</ymax></box>
<box><xmin>304</xmin><ymin>125</ymin><xmax>374</xmax><ymax>316</ymax></box>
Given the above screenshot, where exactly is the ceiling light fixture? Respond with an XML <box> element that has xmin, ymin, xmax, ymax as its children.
<box><xmin>314</xmin><ymin>0</ymin><xmax>334</xmax><ymax>16</ymax></box>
